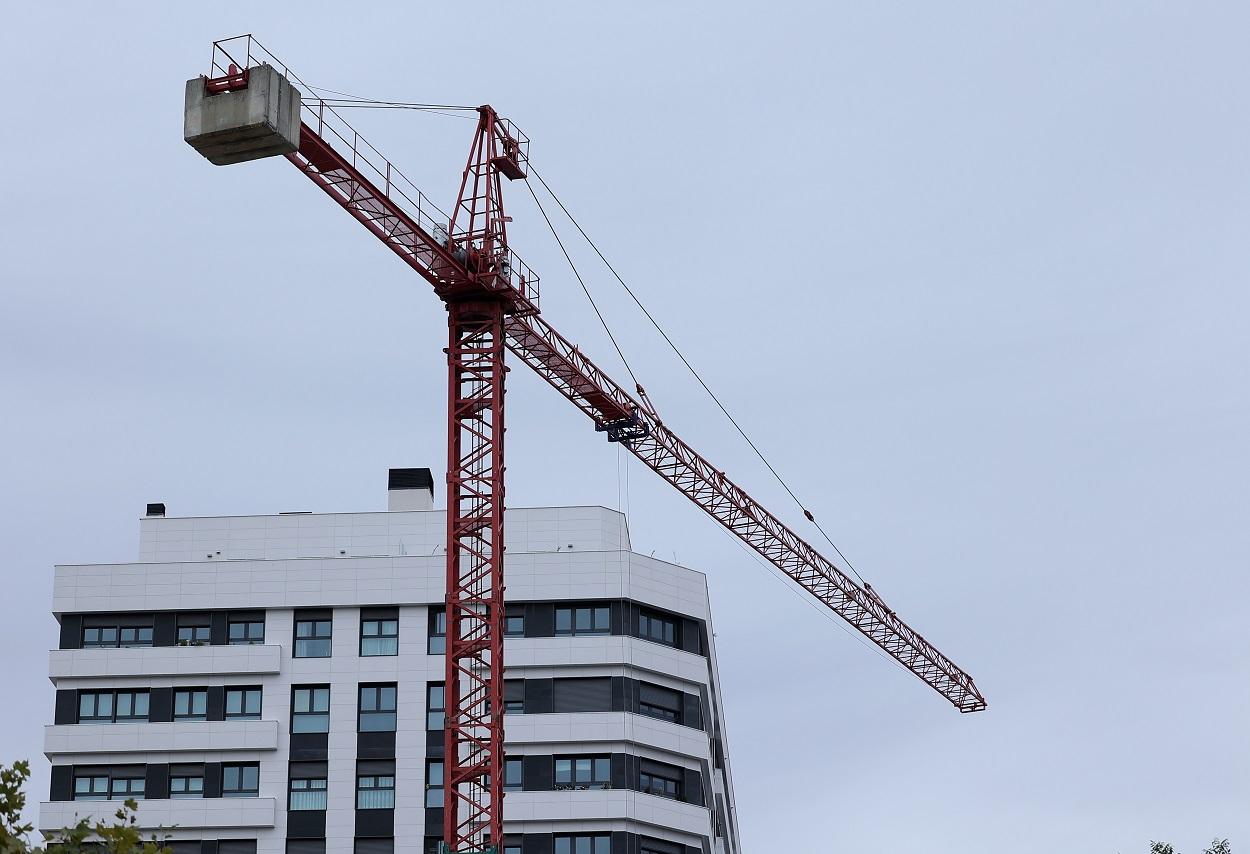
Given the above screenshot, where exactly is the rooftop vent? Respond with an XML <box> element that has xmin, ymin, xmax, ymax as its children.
<box><xmin>388</xmin><ymin>467</ymin><xmax>435</xmax><ymax>511</ymax></box>
<box><xmin>146</xmin><ymin>503</ymin><xmax>166</xmax><ymax>518</ymax></box>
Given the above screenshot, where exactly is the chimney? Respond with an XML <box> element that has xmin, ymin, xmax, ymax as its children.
<box><xmin>146</xmin><ymin>503</ymin><xmax>166</xmax><ymax>518</ymax></box>
<box><xmin>388</xmin><ymin>468</ymin><xmax>435</xmax><ymax>511</ymax></box>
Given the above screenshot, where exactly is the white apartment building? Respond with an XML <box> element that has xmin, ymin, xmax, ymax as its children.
<box><xmin>40</xmin><ymin>469</ymin><xmax>742</xmax><ymax>854</ymax></box>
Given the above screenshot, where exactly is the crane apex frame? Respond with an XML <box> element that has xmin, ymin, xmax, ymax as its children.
<box><xmin>184</xmin><ymin>32</ymin><xmax>987</xmax><ymax>854</ymax></box>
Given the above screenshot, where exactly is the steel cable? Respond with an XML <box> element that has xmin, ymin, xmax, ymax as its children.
<box><xmin>526</xmin><ymin>163</ymin><xmax>873</xmax><ymax>590</ymax></box>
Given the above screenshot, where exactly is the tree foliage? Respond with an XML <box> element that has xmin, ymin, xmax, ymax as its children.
<box><xmin>0</xmin><ymin>761</ymin><xmax>166</xmax><ymax>853</ymax></box>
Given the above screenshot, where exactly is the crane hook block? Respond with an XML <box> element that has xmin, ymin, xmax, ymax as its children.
<box><xmin>595</xmin><ymin>411</ymin><xmax>650</xmax><ymax>445</ymax></box>
<box><xmin>184</xmin><ymin>63</ymin><xmax>301</xmax><ymax>166</ymax></box>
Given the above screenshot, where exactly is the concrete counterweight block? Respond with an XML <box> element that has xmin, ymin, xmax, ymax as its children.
<box><xmin>184</xmin><ymin>63</ymin><xmax>301</xmax><ymax>165</ymax></box>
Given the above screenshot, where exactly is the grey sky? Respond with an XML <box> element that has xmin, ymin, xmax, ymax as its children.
<box><xmin>2</xmin><ymin>2</ymin><xmax>1247</xmax><ymax>851</ymax></box>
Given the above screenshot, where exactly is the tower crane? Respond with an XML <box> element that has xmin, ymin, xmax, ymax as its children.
<box><xmin>184</xmin><ymin>35</ymin><xmax>987</xmax><ymax>854</ymax></box>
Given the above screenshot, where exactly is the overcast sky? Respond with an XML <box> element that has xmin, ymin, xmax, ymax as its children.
<box><xmin>2</xmin><ymin>3</ymin><xmax>1247</xmax><ymax>852</ymax></box>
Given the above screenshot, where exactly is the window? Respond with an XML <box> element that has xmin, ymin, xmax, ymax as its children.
<box><xmin>426</xmin><ymin>608</ymin><xmax>445</xmax><ymax>655</ymax></box>
<box><xmin>552</xmin><ymin>678</ymin><xmax>612</xmax><ymax>714</ymax></box>
<box><xmin>177</xmin><ymin>624</ymin><xmax>210</xmax><ymax>645</ymax></box>
<box><xmin>79</xmin><ymin>690</ymin><xmax>149</xmax><ymax>724</ymax></box>
<box><xmin>292</xmin><ymin>615</ymin><xmax>332</xmax><ymax>660</ymax></box>
<box><xmin>638</xmin><ymin>610</ymin><xmax>677</xmax><ymax>647</ymax></box>
<box><xmin>225</xmin><ymin>687</ymin><xmax>262</xmax><ymax>719</ymax></box>
<box><xmin>292</xmin><ymin>686</ymin><xmax>331</xmax><ymax>733</ymax></box>
<box><xmin>554</xmin><ymin>756</ymin><xmax>611</xmax><ymax>790</ymax></box>
<box><xmin>503</xmin><ymin>843</ymin><xmax>522</xmax><ymax>854</ymax></box>
<box><xmin>77</xmin><ymin>770</ymin><xmax>145</xmax><ymax>800</ymax></box>
<box><xmin>82</xmin><ymin>624</ymin><xmax>153</xmax><ymax>648</ymax></box>
<box><xmin>73</xmin><ymin>769</ymin><xmax>145</xmax><ymax>801</ymax></box>
<box><xmin>289</xmin><ymin>769</ymin><xmax>328</xmax><ymax>811</ymax></box>
<box><xmin>503</xmin><ymin>606</ymin><xmax>525</xmax><ymax>638</ymax></box>
<box><xmin>354</xmin><ymin>841</ymin><xmax>394</xmax><ymax>854</ymax></box>
<box><xmin>173</xmin><ymin>689</ymin><xmax>208</xmax><ymax>721</ymax></box>
<box><xmin>554</xmin><ymin>835</ymin><xmax>610</xmax><ymax>854</ymax></box>
<box><xmin>228</xmin><ymin>619</ymin><xmax>265</xmax><ymax>645</ymax></box>
<box><xmin>426</xmin><ymin>684</ymin><xmax>445</xmax><ymax>730</ymax></box>
<box><xmin>639</xmin><ymin>766</ymin><xmax>682</xmax><ymax>800</ymax></box>
<box><xmin>503</xmin><ymin>758</ymin><xmax>523</xmax><ymax>792</ymax></box>
<box><xmin>356</xmin><ymin>774</ymin><xmax>395</xmax><ymax>809</ymax></box>
<box><xmin>503</xmin><ymin>680</ymin><xmax>524</xmax><ymax>714</ymax></box>
<box><xmin>358</xmin><ymin>684</ymin><xmax>397</xmax><ymax>732</ymax></box>
<box><xmin>82</xmin><ymin>627</ymin><xmax>118</xmax><ymax>648</ymax></box>
<box><xmin>638</xmin><ymin>683</ymin><xmax>682</xmax><ymax>724</ymax></box>
<box><xmin>219</xmin><ymin>844</ymin><xmax>258</xmax><ymax>854</ymax></box>
<box><xmin>72</xmin><ymin>774</ymin><xmax>108</xmax><ymax>801</ymax></box>
<box><xmin>554</xmin><ymin>605</ymin><xmax>610</xmax><ymax>636</ymax></box>
<box><xmin>222</xmin><ymin>763</ymin><xmax>259</xmax><ymax>797</ymax></box>
<box><xmin>119</xmin><ymin>626</ymin><xmax>153</xmax><ymax>647</ymax></box>
<box><xmin>294</xmin><ymin>616</ymin><xmax>332</xmax><ymax>658</ymax></box>
<box><xmin>362</xmin><ymin>616</ymin><xmax>399</xmax><ymax>657</ymax></box>
<box><xmin>169</xmin><ymin>770</ymin><xmax>204</xmax><ymax>799</ymax></box>
<box><xmin>424</xmin><ymin>760</ymin><xmax>443</xmax><ymax>808</ymax></box>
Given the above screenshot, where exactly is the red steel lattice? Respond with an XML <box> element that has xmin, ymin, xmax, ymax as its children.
<box><xmin>203</xmin><ymin>31</ymin><xmax>989</xmax><ymax>850</ymax></box>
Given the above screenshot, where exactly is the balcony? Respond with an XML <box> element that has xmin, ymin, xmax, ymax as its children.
<box><xmin>502</xmin><ymin>789</ymin><xmax>709</xmax><ymax>838</ymax></box>
<box><xmin>38</xmin><ymin>797</ymin><xmax>277</xmax><ymax>834</ymax></box>
<box><xmin>503</xmin><ymin>712</ymin><xmax>710</xmax><ymax>764</ymax></box>
<box><xmin>48</xmin><ymin>644</ymin><xmax>282</xmax><ymax>680</ymax></box>
<box><xmin>504</xmin><ymin>636</ymin><xmax>707</xmax><ymax>683</ymax></box>
<box><xmin>44</xmin><ymin>720</ymin><xmax>279</xmax><ymax>757</ymax></box>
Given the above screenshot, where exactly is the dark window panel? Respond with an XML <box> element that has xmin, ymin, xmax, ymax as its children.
<box><xmin>357</xmin><ymin>731</ymin><xmax>396</xmax><ymax>760</ymax></box>
<box><xmin>145</xmin><ymin>764</ymin><xmax>170</xmax><ymax>800</ymax></box>
<box><xmin>552</xmin><ymin>678</ymin><xmax>611</xmax><ymax>713</ymax></box>
<box><xmin>54</xmin><ymin>690</ymin><xmax>77</xmax><ymax>725</ymax></box>
<box><xmin>58</xmin><ymin>615</ymin><xmax>83</xmax><ymax>650</ymax></box>
<box><xmin>203</xmin><ymin>762</ymin><xmax>223</xmax><ymax>798</ymax></box>
<box><xmin>523</xmin><ymin>678</ymin><xmax>553</xmax><ymax>715</ymax></box>
<box><xmin>149</xmin><ymin>687</ymin><xmax>174</xmax><ymax>723</ymax></box>
<box><xmin>49</xmin><ymin>766</ymin><xmax>73</xmax><ymax>802</ymax></box>
<box><xmin>682</xmin><ymin>693</ymin><xmax>704</xmax><ymax>731</ymax></box>
<box><xmin>524</xmin><ymin>603</ymin><xmax>554</xmax><ymax>637</ymax></box>
<box><xmin>522</xmin><ymin>755</ymin><xmax>552</xmax><ymax>792</ymax></box>
<box><xmin>206</xmin><ymin>686</ymin><xmax>226</xmax><ymax>721</ymax></box>
<box><xmin>290</xmin><ymin>732</ymin><xmax>329</xmax><ymax>761</ymax></box>
<box><xmin>683</xmin><ymin>767</ymin><xmax>705</xmax><ymax>806</ymax></box>
<box><xmin>209</xmin><ymin>610</ymin><xmax>230</xmax><ymax>645</ymax></box>
<box><xmin>285</xmin><ymin>818</ymin><xmax>327</xmax><ymax>843</ymax></box>
<box><xmin>354</xmin><ymin>832</ymin><xmax>394</xmax><ymax>851</ymax></box>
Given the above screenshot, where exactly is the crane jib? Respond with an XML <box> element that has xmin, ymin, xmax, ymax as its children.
<box><xmin>185</xmin><ymin>38</ymin><xmax>985</xmax><ymax>728</ymax></box>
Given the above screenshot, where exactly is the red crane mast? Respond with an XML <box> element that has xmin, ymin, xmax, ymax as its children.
<box><xmin>186</xmin><ymin>36</ymin><xmax>987</xmax><ymax>854</ymax></box>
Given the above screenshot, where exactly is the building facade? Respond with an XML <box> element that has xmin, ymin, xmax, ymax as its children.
<box><xmin>40</xmin><ymin>469</ymin><xmax>741</xmax><ymax>854</ymax></box>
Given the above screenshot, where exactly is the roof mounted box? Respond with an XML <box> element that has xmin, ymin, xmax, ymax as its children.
<box><xmin>388</xmin><ymin>468</ymin><xmax>434</xmax><ymax>511</ymax></box>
